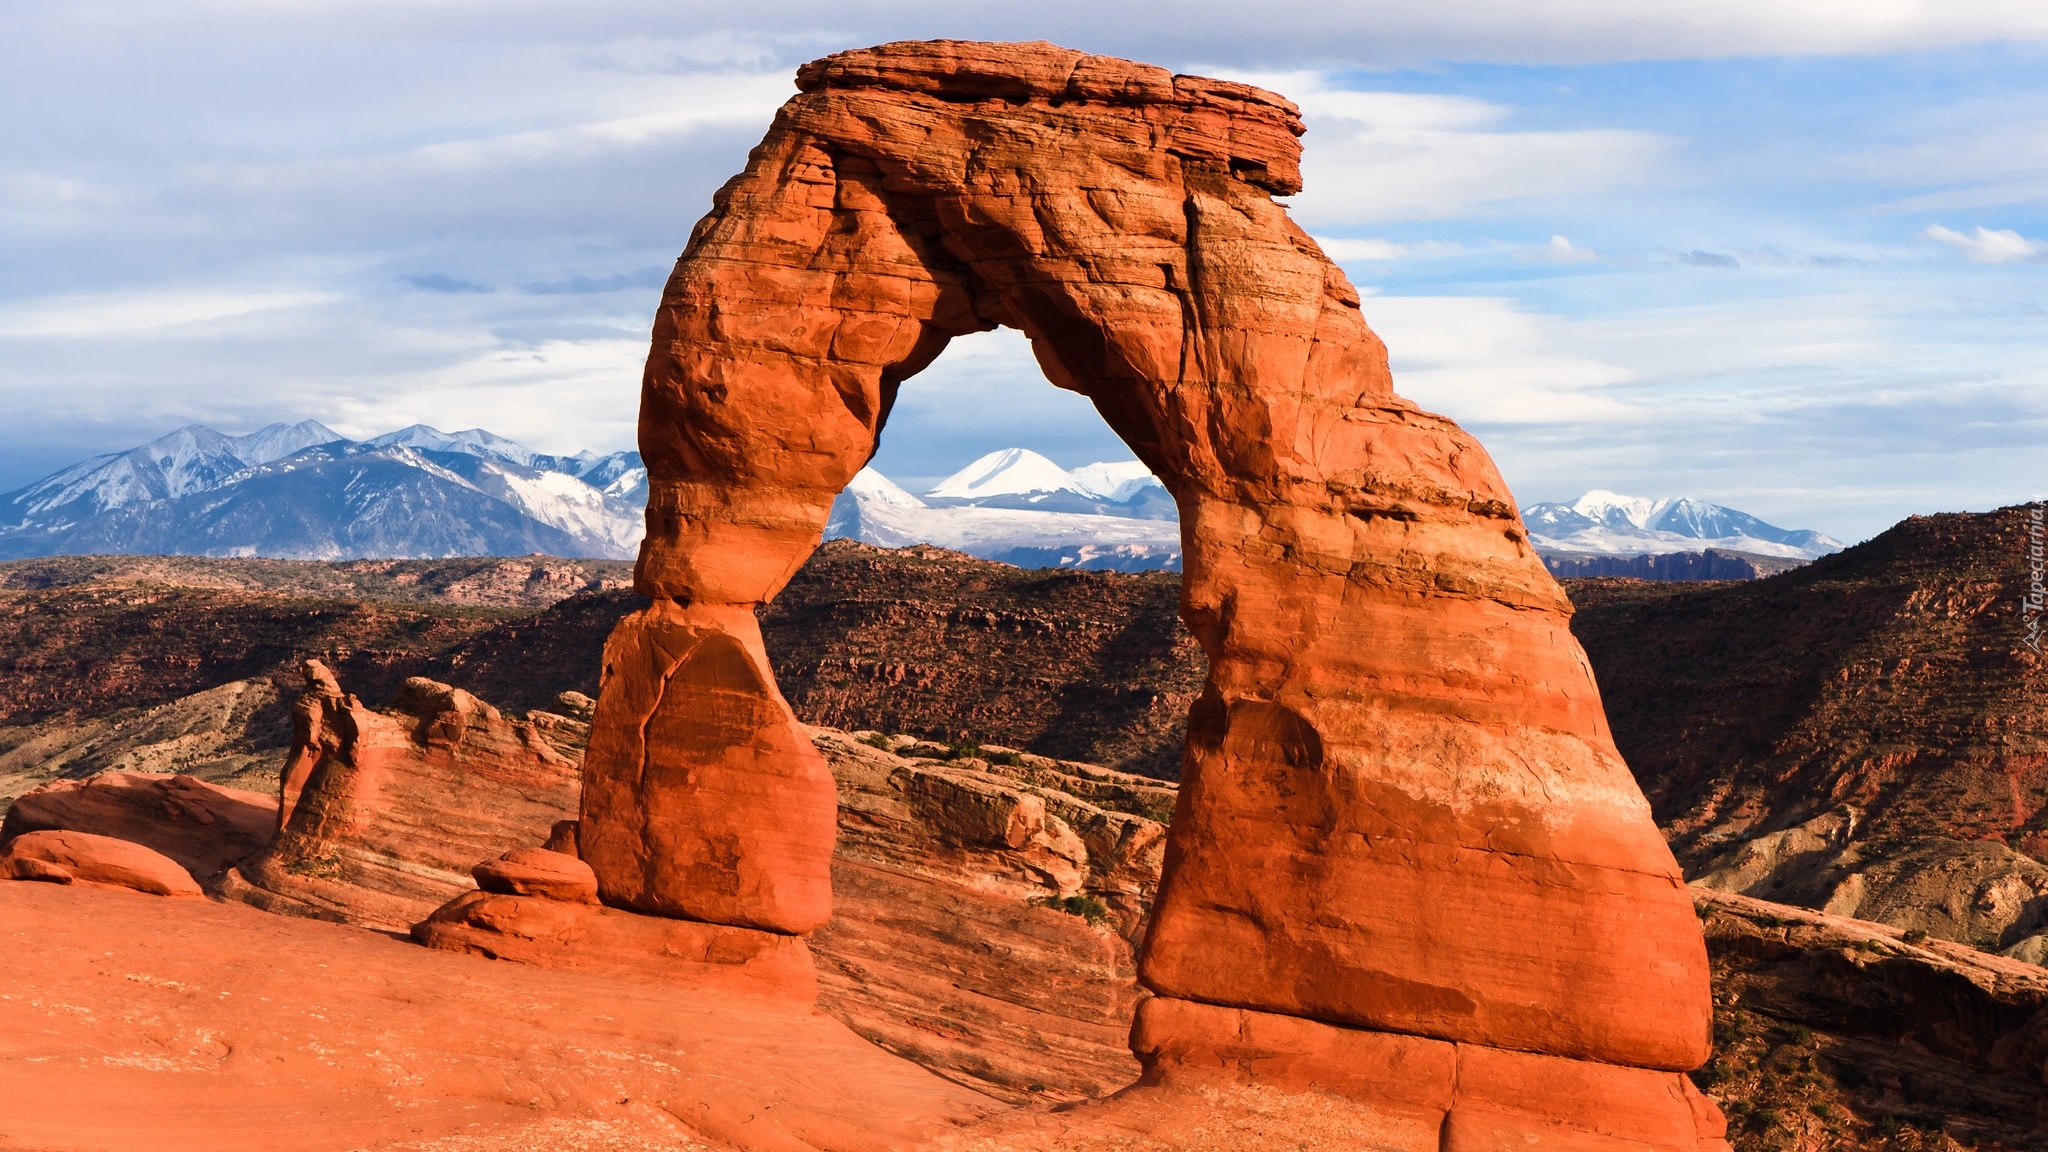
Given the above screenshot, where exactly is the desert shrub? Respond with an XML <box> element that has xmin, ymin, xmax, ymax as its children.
<box><xmin>1032</xmin><ymin>893</ymin><xmax>1111</xmax><ymax>925</ymax></box>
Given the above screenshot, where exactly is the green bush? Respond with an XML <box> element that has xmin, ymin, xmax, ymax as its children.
<box><xmin>1033</xmin><ymin>893</ymin><xmax>1111</xmax><ymax>925</ymax></box>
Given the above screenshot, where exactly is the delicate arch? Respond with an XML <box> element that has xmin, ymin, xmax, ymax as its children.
<box><xmin>580</xmin><ymin>40</ymin><xmax>1711</xmax><ymax>1084</ymax></box>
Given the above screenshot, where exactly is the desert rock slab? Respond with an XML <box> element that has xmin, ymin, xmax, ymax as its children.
<box><xmin>1</xmin><ymin>829</ymin><xmax>202</xmax><ymax>897</ymax></box>
<box><xmin>2</xmin><ymin>770</ymin><xmax>276</xmax><ymax>879</ymax></box>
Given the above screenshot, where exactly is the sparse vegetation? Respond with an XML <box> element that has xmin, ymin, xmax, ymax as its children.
<box><xmin>1032</xmin><ymin>893</ymin><xmax>1111</xmax><ymax>926</ymax></box>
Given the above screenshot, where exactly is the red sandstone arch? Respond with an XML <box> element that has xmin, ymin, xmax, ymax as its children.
<box><xmin>579</xmin><ymin>39</ymin><xmax>1718</xmax><ymax>1134</ymax></box>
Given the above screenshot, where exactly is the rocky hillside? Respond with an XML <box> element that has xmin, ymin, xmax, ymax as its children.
<box><xmin>1569</xmin><ymin>506</ymin><xmax>2048</xmax><ymax>957</ymax></box>
<box><xmin>0</xmin><ymin>543</ymin><xmax>1202</xmax><ymax>780</ymax></box>
<box><xmin>4</xmin><ymin>508</ymin><xmax>2041</xmax><ymax>945</ymax></box>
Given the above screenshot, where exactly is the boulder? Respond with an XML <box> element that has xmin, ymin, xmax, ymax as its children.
<box><xmin>411</xmin><ymin>890</ymin><xmax>818</xmax><ymax>1003</ymax></box>
<box><xmin>1</xmin><ymin>829</ymin><xmax>201</xmax><ymax>897</ymax></box>
<box><xmin>1</xmin><ymin>771</ymin><xmax>276</xmax><ymax>878</ymax></box>
<box><xmin>473</xmin><ymin>846</ymin><xmax>598</xmax><ymax>904</ymax></box>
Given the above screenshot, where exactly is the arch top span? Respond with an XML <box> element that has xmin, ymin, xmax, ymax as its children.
<box><xmin>578</xmin><ymin>40</ymin><xmax>1718</xmax><ymax>1133</ymax></box>
<box><xmin>632</xmin><ymin>38</ymin><xmax>1418</xmax><ymax>610</ymax></box>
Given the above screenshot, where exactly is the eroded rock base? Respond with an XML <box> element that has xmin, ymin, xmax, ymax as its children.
<box><xmin>1130</xmin><ymin>997</ymin><xmax>1730</xmax><ymax>1152</ymax></box>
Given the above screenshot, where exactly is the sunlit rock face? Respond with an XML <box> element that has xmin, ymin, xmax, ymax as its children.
<box><xmin>584</xmin><ymin>38</ymin><xmax>1719</xmax><ymax>1143</ymax></box>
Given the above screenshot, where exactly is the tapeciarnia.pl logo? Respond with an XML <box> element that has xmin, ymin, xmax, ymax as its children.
<box><xmin>2026</xmin><ymin>503</ymin><xmax>2044</xmax><ymax>655</ymax></box>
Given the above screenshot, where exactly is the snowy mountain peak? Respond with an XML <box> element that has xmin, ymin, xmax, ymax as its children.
<box><xmin>365</xmin><ymin>424</ymin><xmax>540</xmax><ymax>468</ymax></box>
<box><xmin>232</xmin><ymin>420</ymin><xmax>342</xmax><ymax>465</ymax></box>
<box><xmin>0</xmin><ymin>421</ymin><xmax>647</xmax><ymax>561</ymax></box>
<box><xmin>927</xmin><ymin>449</ymin><xmax>1076</xmax><ymax>499</ymax></box>
<box><xmin>1523</xmin><ymin>490</ymin><xmax>1842</xmax><ymax>561</ymax></box>
<box><xmin>1568</xmin><ymin>489</ymin><xmax>1663</xmax><ymax>530</ymax></box>
<box><xmin>846</xmin><ymin>467</ymin><xmax>926</xmax><ymax>508</ymax></box>
<box><xmin>1069</xmin><ymin>460</ymin><xmax>1162</xmax><ymax>502</ymax></box>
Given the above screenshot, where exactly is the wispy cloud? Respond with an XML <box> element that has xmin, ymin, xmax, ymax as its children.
<box><xmin>1921</xmin><ymin>224</ymin><xmax>2048</xmax><ymax>263</ymax></box>
<box><xmin>0</xmin><ymin>287</ymin><xmax>336</xmax><ymax>338</ymax></box>
<box><xmin>1314</xmin><ymin>237</ymin><xmax>1464</xmax><ymax>262</ymax></box>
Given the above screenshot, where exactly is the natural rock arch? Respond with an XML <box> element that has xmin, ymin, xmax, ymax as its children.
<box><xmin>580</xmin><ymin>39</ymin><xmax>1719</xmax><ymax>1134</ymax></box>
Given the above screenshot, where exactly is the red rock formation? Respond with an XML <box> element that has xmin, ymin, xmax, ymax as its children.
<box><xmin>813</xmin><ymin>729</ymin><xmax>1168</xmax><ymax>1102</ymax></box>
<box><xmin>1</xmin><ymin>829</ymin><xmax>202</xmax><ymax>896</ymax></box>
<box><xmin>1</xmin><ymin>771</ymin><xmax>275</xmax><ymax>879</ymax></box>
<box><xmin>222</xmin><ymin>661</ymin><xmax>582</xmax><ymax>929</ymax></box>
<box><xmin>587</xmin><ymin>36</ymin><xmax>1713</xmax><ymax>1132</ymax></box>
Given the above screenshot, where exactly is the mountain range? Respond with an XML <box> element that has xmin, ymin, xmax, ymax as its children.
<box><xmin>1523</xmin><ymin>490</ymin><xmax>1841</xmax><ymax>560</ymax></box>
<box><xmin>0</xmin><ymin>423</ymin><xmax>1842</xmax><ymax>573</ymax></box>
<box><xmin>0</xmin><ymin>422</ymin><xmax>647</xmax><ymax>561</ymax></box>
<box><xmin>826</xmin><ymin>449</ymin><xmax>1183</xmax><ymax>572</ymax></box>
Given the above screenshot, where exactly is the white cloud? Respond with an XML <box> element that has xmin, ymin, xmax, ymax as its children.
<box><xmin>1220</xmin><ymin>72</ymin><xmax>1669</xmax><ymax>225</ymax></box>
<box><xmin>1541</xmin><ymin>235</ymin><xmax>1600</xmax><ymax>263</ymax></box>
<box><xmin>1363</xmin><ymin>295</ymin><xmax>1638</xmax><ymax>425</ymax></box>
<box><xmin>1921</xmin><ymin>224</ymin><xmax>2048</xmax><ymax>263</ymax></box>
<box><xmin>108</xmin><ymin>1</ymin><xmax>2048</xmax><ymax>66</ymax></box>
<box><xmin>1313</xmin><ymin>237</ymin><xmax>1463</xmax><ymax>262</ymax></box>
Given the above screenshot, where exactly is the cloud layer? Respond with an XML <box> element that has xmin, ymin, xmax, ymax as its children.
<box><xmin>4</xmin><ymin>4</ymin><xmax>2047</xmax><ymax>543</ymax></box>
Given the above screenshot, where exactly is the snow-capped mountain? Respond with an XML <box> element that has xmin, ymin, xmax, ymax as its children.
<box><xmin>825</xmin><ymin>452</ymin><xmax>1183</xmax><ymax>571</ymax></box>
<box><xmin>1</xmin><ymin>426</ymin><xmax>1838</xmax><ymax>577</ymax></box>
<box><xmin>1521</xmin><ymin>490</ymin><xmax>1841</xmax><ymax>560</ymax></box>
<box><xmin>0</xmin><ymin>423</ymin><xmax>646</xmax><ymax>561</ymax></box>
<box><xmin>917</xmin><ymin>448</ymin><xmax>1176</xmax><ymax>520</ymax></box>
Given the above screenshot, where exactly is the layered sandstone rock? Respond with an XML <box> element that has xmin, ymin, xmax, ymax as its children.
<box><xmin>814</xmin><ymin>729</ymin><xmax>1167</xmax><ymax>1101</ymax></box>
<box><xmin>590</xmin><ymin>35</ymin><xmax>1713</xmax><ymax>1129</ymax></box>
<box><xmin>1</xmin><ymin>770</ymin><xmax>276</xmax><ymax>879</ymax></box>
<box><xmin>221</xmin><ymin>661</ymin><xmax>583</xmax><ymax>929</ymax></box>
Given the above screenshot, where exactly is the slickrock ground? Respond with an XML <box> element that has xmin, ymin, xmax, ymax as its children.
<box><xmin>0</xmin><ymin>881</ymin><xmax>1000</xmax><ymax>1152</ymax></box>
<box><xmin>3</xmin><ymin>657</ymin><xmax>1170</xmax><ymax>1105</ymax></box>
<box><xmin>2</xmin><ymin>650</ymin><xmax>2046</xmax><ymax>1145</ymax></box>
<box><xmin>7</xmin><ymin>753</ymin><xmax>2047</xmax><ymax>1148</ymax></box>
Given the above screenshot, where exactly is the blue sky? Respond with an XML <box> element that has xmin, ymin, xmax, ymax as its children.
<box><xmin>3</xmin><ymin>3</ymin><xmax>2045</xmax><ymax>541</ymax></box>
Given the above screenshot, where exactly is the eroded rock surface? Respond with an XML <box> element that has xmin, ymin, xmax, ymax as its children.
<box><xmin>1696</xmin><ymin>888</ymin><xmax>2048</xmax><ymax>1143</ymax></box>
<box><xmin>814</xmin><ymin>729</ymin><xmax>1168</xmax><ymax>1102</ymax></box>
<box><xmin>584</xmin><ymin>36</ymin><xmax>1713</xmax><ymax>1128</ymax></box>
<box><xmin>220</xmin><ymin>661</ymin><xmax>583</xmax><ymax>929</ymax></box>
